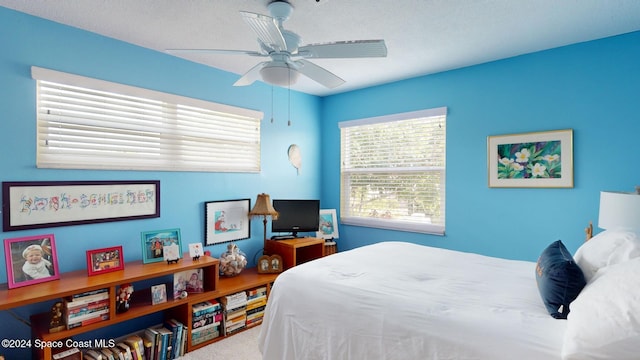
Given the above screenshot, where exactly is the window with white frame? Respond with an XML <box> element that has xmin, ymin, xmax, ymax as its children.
<box><xmin>32</xmin><ymin>67</ymin><xmax>263</xmax><ymax>173</ymax></box>
<box><xmin>339</xmin><ymin>107</ymin><xmax>447</xmax><ymax>235</ymax></box>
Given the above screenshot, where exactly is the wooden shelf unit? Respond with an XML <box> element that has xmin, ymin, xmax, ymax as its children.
<box><xmin>0</xmin><ymin>253</ymin><xmax>279</xmax><ymax>359</ymax></box>
<box><xmin>184</xmin><ymin>268</ymin><xmax>279</xmax><ymax>352</ymax></box>
<box><xmin>264</xmin><ymin>237</ymin><xmax>325</xmax><ymax>270</ymax></box>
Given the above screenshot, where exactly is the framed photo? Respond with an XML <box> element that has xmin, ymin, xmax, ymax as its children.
<box><xmin>151</xmin><ymin>284</ymin><xmax>167</xmax><ymax>305</ymax></box>
<box><xmin>86</xmin><ymin>246</ymin><xmax>124</xmax><ymax>276</ymax></box>
<box><xmin>2</xmin><ymin>180</ymin><xmax>160</xmax><ymax>232</ymax></box>
<box><xmin>4</xmin><ymin>234</ymin><xmax>60</xmax><ymax>289</ymax></box>
<box><xmin>487</xmin><ymin>129</ymin><xmax>573</xmax><ymax>188</ymax></box>
<box><xmin>188</xmin><ymin>243</ymin><xmax>204</xmax><ymax>260</ymax></box>
<box><xmin>141</xmin><ymin>228</ymin><xmax>182</xmax><ymax>264</ymax></box>
<box><xmin>317</xmin><ymin>209</ymin><xmax>339</xmax><ymax>239</ymax></box>
<box><xmin>257</xmin><ymin>254</ymin><xmax>283</xmax><ymax>274</ymax></box>
<box><xmin>173</xmin><ymin>269</ymin><xmax>204</xmax><ymax>299</ymax></box>
<box><xmin>204</xmin><ymin>199</ymin><xmax>251</xmax><ymax>245</ymax></box>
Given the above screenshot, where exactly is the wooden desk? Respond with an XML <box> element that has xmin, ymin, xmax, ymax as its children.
<box><xmin>263</xmin><ymin>238</ymin><xmax>325</xmax><ymax>270</ymax></box>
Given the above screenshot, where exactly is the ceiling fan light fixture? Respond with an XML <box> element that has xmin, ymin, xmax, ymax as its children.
<box><xmin>260</xmin><ymin>62</ymin><xmax>300</xmax><ymax>86</ymax></box>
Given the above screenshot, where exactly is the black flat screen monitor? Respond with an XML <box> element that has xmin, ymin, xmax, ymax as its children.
<box><xmin>271</xmin><ymin>199</ymin><xmax>320</xmax><ymax>238</ymax></box>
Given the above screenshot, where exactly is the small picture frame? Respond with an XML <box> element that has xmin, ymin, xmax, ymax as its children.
<box><xmin>4</xmin><ymin>234</ymin><xmax>60</xmax><ymax>289</ymax></box>
<box><xmin>86</xmin><ymin>246</ymin><xmax>124</xmax><ymax>276</ymax></box>
<box><xmin>257</xmin><ymin>254</ymin><xmax>283</xmax><ymax>274</ymax></box>
<box><xmin>317</xmin><ymin>209</ymin><xmax>339</xmax><ymax>240</ymax></box>
<box><xmin>188</xmin><ymin>243</ymin><xmax>204</xmax><ymax>260</ymax></box>
<box><xmin>141</xmin><ymin>228</ymin><xmax>182</xmax><ymax>264</ymax></box>
<box><xmin>151</xmin><ymin>284</ymin><xmax>167</xmax><ymax>305</ymax></box>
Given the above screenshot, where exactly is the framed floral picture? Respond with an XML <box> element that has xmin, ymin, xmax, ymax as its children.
<box><xmin>487</xmin><ymin>129</ymin><xmax>573</xmax><ymax>188</ymax></box>
<box><xmin>4</xmin><ymin>234</ymin><xmax>60</xmax><ymax>289</ymax></box>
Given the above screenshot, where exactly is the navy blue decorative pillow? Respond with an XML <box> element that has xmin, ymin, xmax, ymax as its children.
<box><xmin>535</xmin><ymin>240</ymin><xmax>586</xmax><ymax>319</ymax></box>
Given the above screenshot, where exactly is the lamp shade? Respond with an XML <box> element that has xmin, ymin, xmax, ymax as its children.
<box><xmin>598</xmin><ymin>191</ymin><xmax>640</xmax><ymax>230</ymax></box>
<box><xmin>249</xmin><ymin>193</ymin><xmax>279</xmax><ymax>219</ymax></box>
<box><xmin>260</xmin><ymin>62</ymin><xmax>300</xmax><ymax>87</ymax></box>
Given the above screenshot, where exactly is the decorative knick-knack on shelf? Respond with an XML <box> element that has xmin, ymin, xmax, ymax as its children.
<box><xmin>219</xmin><ymin>243</ymin><xmax>247</xmax><ymax>277</ymax></box>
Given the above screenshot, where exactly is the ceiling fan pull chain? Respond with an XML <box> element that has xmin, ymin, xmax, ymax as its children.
<box><xmin>271</xmin><ymin>85</ymin><xmax>275</xmax><ymax>123</ymax></box>
<box><xmin>287</xmin><ymin>64</ymin><xmax>291</xmax><ymax>126</ymax></box>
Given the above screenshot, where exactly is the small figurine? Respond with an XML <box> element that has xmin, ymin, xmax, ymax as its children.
<box><xmin>117</xmin><ymin>284</ymin><xmax>134</xmax><ymax>313</ymax></box>
<box><xmin>48</xmin><ymin>301</ymin><xmax>65</xmax><ymax>333</ymax></box>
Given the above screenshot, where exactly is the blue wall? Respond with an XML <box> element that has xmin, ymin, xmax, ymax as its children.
<box><xmin>0</xmin><ymin>7</ymin><xmax>320</xmax><ymax>356</ymax></box>
<box><xmin>2</xmin><ymin>4</ymin><xmax>640</xmax><ymax>357</ymax></box>
<box><xmin>0</xmin><ymin>6</ymin><xmax>321</xmax><ymax>275</ymax></box>
<box><xmin>321</xmin><ymin>30</ymin><xmax>640</xmax><ymax>260</ymax></box>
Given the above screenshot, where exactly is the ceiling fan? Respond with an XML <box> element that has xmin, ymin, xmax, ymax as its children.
<box><xmin>166</xmin><ymin>0</ymin><xmax>387</xmax><ymax>89</ymax></box>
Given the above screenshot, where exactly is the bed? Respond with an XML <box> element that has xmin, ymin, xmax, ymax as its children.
<box><xmin>258</xmin><ymin>236</ymin><xmax>640</xmax><ymax>360</ymax></box>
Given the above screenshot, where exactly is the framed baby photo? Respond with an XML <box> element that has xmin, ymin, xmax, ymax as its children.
<box><xmin>4</xmin><ymin>234</ymin><xmax>60</xmax><ymax>289</ymax></box>
<box><xmin>86</xmin><ymin>246</ymin><xmax>124</xmax><ymax>276</ymax></box>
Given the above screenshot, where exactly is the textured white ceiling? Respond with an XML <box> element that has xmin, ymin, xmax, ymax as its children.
<box><xmin>2</xmin><ymin>0</ymin><xmax>640</xmax><ymax>96</ymax></box>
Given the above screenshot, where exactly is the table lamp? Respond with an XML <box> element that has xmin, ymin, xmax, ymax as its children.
<box><xmin>249</xmin><ymin>193</ymin><xmax>279</xmax><ymax>242</ymax></box>
<box><xmin>598</xmin><ymin>191</ymin><xmax>640</xmax><ymax>231</ymax></box>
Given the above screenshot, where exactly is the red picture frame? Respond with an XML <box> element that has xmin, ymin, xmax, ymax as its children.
<box><xmin>86</xmin><ymin>246</ymin><xmax>124</xmax><ymax>276</ymax></box>
<box><xmin>4</xmin><ymin>234</ymin><xmax>60</xmax><ymax>289</ymax></box>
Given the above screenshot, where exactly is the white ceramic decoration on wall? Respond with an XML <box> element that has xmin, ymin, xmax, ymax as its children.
<box><xmin>288</xmin><ymin>144</ymin><xmax>301</xmax><ymax>175</ymax></box>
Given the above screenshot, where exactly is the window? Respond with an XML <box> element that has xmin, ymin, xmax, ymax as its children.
<box><xmin>339</xmin><ymin>107</ymin><xmax>447</xmax><ymax>235</ymax></box>
<box><xmin>32</xmin><ymin>67</ymin><xmax>263</xmax><ymax>172</ymax></box>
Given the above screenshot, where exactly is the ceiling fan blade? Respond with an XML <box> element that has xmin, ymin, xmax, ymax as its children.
<box><xmin>166</xmin><ymin>48</ymin><xmax>266</xmax><ymax>57</ymax></box>
<box><xmin>298</xmin><ymin>40</ymin><xmax>387</xmax><ymax>59</ymax></box>
<box><xmin>296</xmin><ymin>59</ymin><xmax>345</xmax><ymax>89</ymax></box>
<box><xmin>240</xmin><ymin>11</ymin><xmax>287</xmax><ymax>52</ymax></box>
<box><xmin>233</xmin><ymin>62</ymin><xmax>267</xmax><ymax>86</ymax></box>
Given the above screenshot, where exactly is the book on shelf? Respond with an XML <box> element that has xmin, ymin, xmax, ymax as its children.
<box><xmin>65</xmin><ymin>291</ymin><xmax>110</xmax><ymax>308</ymax></box>
<box><xmin>191</xmin><ymin>322</ymin><xmax>220</xmax><ymax>346</ymax></box>
<box><xmin>83</xmin><ymin>349</ymin><xmax>105</xmax><ymax>360</ymax></box>
<box><xmin>246</xmin><ymin>297</ymin><xmax>267</xmax><ymax>311</ymax></box>
<box><xmin>123</xmin><ymin>334</ymin><xmax>144</xmax><ymax>360</ymax></box>
<box><xmin>99</xmin><ymin>348</ymin><xmax>116</xmax><ymax>360</ymax></box>
<box><xmin>114</xmin><ymin>342</ymin><xmax>133</xmax><ymax>360</ymax></box>
<box><xmin>67</xmin><ymin>307</ymin><xmax>109</xmax><ymax>324</ymax></box>
<box><xmin>66</xmin><ymin>298</ymin><xmax>110</xmax><ymax>315</ymax></box>
<box><xmin>152</xmin><ymin>325</ymin><xmax>173</xmax><ymax>360</ymax></box>
<box><xmin>71</xmin><ymin>288</ymin><xmax>108</xmax><ymax>299</ymax></box>
<box><xmin>66</xmin><ymin>312</ymin><xmax>110</xmax><ymax>330</ymax></box>
<box><xmin>220</xmin><ymin>291</ymin><xmax>247</xmax><ymax>310</ymax></box>
<box><xmin>247</xmin><ymin>286</ymin><xmax>267</xmax><ymax>299</ymax></box>
<box><xmin>164</xmin><ymin>318</ymin><xmax>187</xmax><ymax>359</ymax></box>
<box><xmin>192</xmin><ymin>300</ymin><xmax>221</xmax><ymax>316</ymax></box>
<box><xmin>52</xmin><ymin>347</ymin><xmax>82</xmax><ymax>360</ymax></box>
<box><xmin>143</xmin><ymin>327</ymin><xmax>160</xmax><ymax>360</ymax></box>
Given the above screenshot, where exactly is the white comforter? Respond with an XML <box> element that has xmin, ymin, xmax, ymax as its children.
<box><xmin>259</xmin><ymin>241</ymin><xmax>566</xmax><ymax>360</ymax></box>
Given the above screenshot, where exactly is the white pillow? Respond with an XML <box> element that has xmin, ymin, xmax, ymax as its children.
<box><xmin>561</xmin><ymin>257</ymin><xmax>640</xmax><ymax>360</ymax></box>
<box><xmin>573</xmin><ymin>230</ymin><xmax>640</xmax><ymax>282</ymax></box>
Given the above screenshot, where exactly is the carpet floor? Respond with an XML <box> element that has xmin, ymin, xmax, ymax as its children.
<box><xmin>178</xmin><ymin>325</ymin><xmax>262</xmax><ymax>360</ymax></box>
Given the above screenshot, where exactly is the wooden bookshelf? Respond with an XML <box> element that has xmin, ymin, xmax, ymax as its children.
<box><xmin>0</xmin><ymin>253</ymin><xmax>281</xmax><ymax>359</ymax></box>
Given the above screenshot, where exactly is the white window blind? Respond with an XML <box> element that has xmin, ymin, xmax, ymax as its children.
<box><xmin>32</xmin><ymin>66</ymin><xmax>263</xmax><ymax>172</ymax></box>
<box><xmin>339</xmin><ymin>107</ymin><xmax>447</xmax><ymax>235</ymax></box>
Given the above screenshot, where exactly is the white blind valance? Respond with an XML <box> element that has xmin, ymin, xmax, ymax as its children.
<box><xmin>32</xmin><ymin>66</ymin><xmax>263</xmax><ymax>172</ymax></box>
<box><xmin>339</xmin><ymin>107</ymin><xmax>447</xmax><ymax>235</ymax></box>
